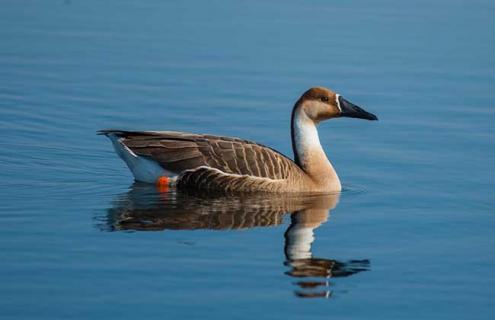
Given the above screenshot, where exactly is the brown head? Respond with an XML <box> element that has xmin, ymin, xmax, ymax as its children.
<box><xmin>293</xmin><ymin>87</ymin><xmax>378</xmax><ymax>123</ymax></box>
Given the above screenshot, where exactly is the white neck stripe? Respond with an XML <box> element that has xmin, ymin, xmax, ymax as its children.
<box><xmin>293</xmin><ymin>110</ymin><xmax>323</xmax><ymax>164</ymax></box>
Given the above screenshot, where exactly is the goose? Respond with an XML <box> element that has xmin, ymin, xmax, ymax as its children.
<box><xmin>98</xmin><ymin>87</ymin><xmax>377</xmax><ymax>193</ymax></box>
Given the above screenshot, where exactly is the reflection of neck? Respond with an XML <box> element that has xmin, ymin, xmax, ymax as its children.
<box><xmin>290</xmin><ymin>108</ymin><xmax>340</xmax><ymax>188</ymax></box>
<box><xmin>284</xmin><ymin>222</ymin><xmax>315</xmax><ymax>260</ymax></box>
<box><xmin>284</xmin><ymin>208</ymin><xmax>330</xmax><ymax>261</ymax></box>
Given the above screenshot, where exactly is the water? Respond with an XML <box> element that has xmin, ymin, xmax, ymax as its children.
<box><xmin>1</xmin><ymin>0</ymin><xmax>494</xmax><ymax>319</ymax></box>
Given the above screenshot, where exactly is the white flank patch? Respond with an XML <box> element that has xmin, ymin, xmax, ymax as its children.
<box><xmin>335</xmin><ymin>94</ymin><xmax>342</xmax><ymax>113</ymax></box>
<box><xmin>107</xmin><ymin>134</ymin><xmax>171</xmax><ymax>183</ymax></box>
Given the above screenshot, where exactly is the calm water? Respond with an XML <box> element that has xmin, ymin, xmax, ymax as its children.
<box><xmin>1</xmin><ymin>0</ymin><xmax>494</xmax><ymax>319</ymax></box>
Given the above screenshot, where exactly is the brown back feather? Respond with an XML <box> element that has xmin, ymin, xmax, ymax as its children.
<box><xmin>101</xmin><ymin>130</ymin><xmax>303</xmax><ymax>180</ymax></box>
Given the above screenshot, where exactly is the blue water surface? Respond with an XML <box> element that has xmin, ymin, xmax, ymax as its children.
<box><xmin>1</xmin><ymin>0</ymin><xmax>494</xmax><ymax>319</ymax></box>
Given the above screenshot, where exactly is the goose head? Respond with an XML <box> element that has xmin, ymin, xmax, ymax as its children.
<box><xmin>295</xmin><ymin>87</ymin><xmax>378</xmax><ymax>123</ymax></box>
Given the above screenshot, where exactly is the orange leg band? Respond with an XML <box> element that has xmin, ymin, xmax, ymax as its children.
<box><xmin>156</xmin><ymin>176</ymin><xmax>170</xmax><ymax>193</ymax></box>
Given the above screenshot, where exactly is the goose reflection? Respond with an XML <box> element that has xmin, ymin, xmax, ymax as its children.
<box><xmin>102</xmin><ymin>183</ymin><xmax>370</xmax><ymax>298</ymax></box>
<box><xmin>284</xmin><ymin>209</ymin><xmax>370</xmax><ymax>298</ymax></box>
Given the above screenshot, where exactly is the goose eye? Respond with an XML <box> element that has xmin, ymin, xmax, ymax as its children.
<box><xmin>320</xmin><ymin>96</ymin><xmax>329</xmax><ymax>102</ymax></box>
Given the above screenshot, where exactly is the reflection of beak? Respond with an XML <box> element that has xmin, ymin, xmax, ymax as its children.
<box><xmin>338</xmin><ymin>96</ymin><xmax>378</xmax><ymax>121</ymax></box>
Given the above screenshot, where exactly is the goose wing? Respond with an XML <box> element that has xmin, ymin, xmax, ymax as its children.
<box><xmin>98</xmin><ymin>130</ymin><xmax>303</xmax><ymax>181</ymax></box>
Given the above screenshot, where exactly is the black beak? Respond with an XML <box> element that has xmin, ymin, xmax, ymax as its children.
<box><xmin>338</xmin><ymin>96</ymin><xmax>378</xmax><ymax>121</ymax></box>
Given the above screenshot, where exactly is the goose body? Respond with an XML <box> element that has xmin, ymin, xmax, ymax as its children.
<box><xmin>99</xmin><ymin>87</ymin><xmax>377</xmax><ymax>193</ymax></box>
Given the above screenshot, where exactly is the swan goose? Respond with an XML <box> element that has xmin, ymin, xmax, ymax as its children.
<box><xmin>99</xmin><ymin>87</ymin><xmax>377</xmax><ymax>193</ymax></box>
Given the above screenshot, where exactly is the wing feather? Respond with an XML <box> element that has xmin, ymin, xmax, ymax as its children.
<box><xmin>99</xmin><ymin>130</ymin><xmax>303</xmax><ymax>181</ymax></box>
